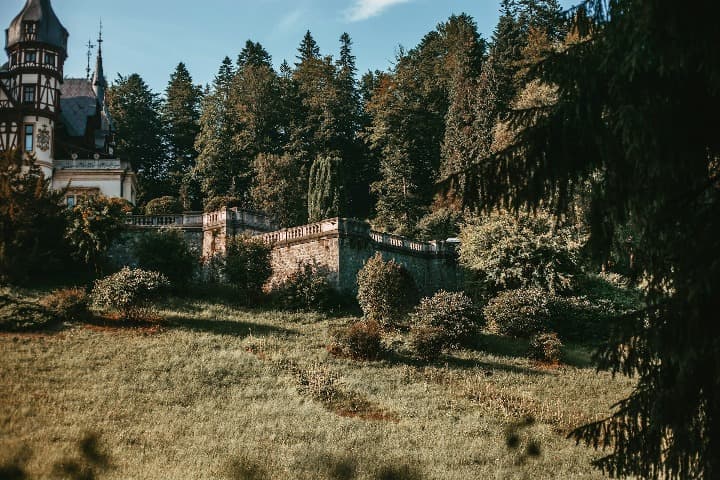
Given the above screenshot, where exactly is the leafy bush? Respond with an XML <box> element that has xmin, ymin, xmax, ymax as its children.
<box><xmin>529</xmin><ymin>332</ymin><xmax>563</xmax><ymax>363</ymax></box>
<box><xmin>329</xmin><ymin>320</ymin><xmax>384</xmax><ymax>360</ymax></box>
<box><xmin>411</xmin><ymin>291</ymin><xmax>479</xmax><ymax>347</ymax></box>
<box><xmin>409</xmin><ymin>325</ymin><xmax>447</xmax><ymax>361</ymax></box>
<box><xmin>356</xmin><ymin>253</ymin><xmax>418</xmax><ymax>325</ymax></box>
<box><xmin>1</xmin><ymin>151</ymin><xmax>68</xmax><ymax>284</ymax></box>
<box><xmin>483</xmin><ymin>288</ymin><xmax>550</xmax><ymax>338</ymax></box>
<box><xmin>0</xmin><ymin>293</ymin><xmax>56</xmax><ymax>332</ymax></box>
<box><xmin>416</xmin><ymin>208</ymin><xmax>463</xmax><ymax>241</ymax></box>
<box><xmin>41</xmin><ymin>288</ymin><xmax>90</xmax><ymax>322</ymax></box>
<box><xmin>224</xmin><ymin>236</ymin><xmax>273</xmax><ymax>296</ymax></box>
<box><xmin>65</xmin><ymin>195</ymin><xmax>130</xmax><ymax>273</ymax></box>
<box><xmin>297</xmin><ymin>363</ymin><xmax>341</xmax><ymax>403</ymax></box>
<box><xmin>91</xmin><ymin>267</ymin><xmax>169</xmax><ymax>322</ymax></box>
<box><xmin>144</xmin><ymin>196</ymin><xmax>183</xmax><ymax>215</ymax></box>
<box><xmin>203</xmin><ymin>195</ymin><xmax>243</xmax><ymax>213</ymax></box>
<box><xmin>274</xmin><ymin>262</ymin><xmax>336</xmax><ymax>312</ymax></box>
<box><xmin>134</xmin><ymin>230</ymin><xmax>196</xmax><ymax>288</ymax></box>
<box><xmin>459</xmin><ymin>210</ymin><xmax>582</xmax><ymax>298</ymax></box>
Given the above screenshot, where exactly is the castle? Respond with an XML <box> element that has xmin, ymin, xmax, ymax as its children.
<box><xmin>1</xmin><ymin>0</ymin><xmax>460</xmax><ymax>294</ymax></box>
<box><xmin>0</xmin><ymin>0</ymin><xmax>137</xmax><ymax>206</ymax></box>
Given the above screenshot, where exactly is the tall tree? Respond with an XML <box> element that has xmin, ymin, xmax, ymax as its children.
<box><xmin>161</xmin><ymin>62</ymin><xmax>203</xmax><ymax>209</ymax></box>
<box><xmin>250</xmin><ymin>153</ymin><xmax>307</xmax><ymax>227</ymax></box>
<box><xmin>106</xmin><ymin>73</ymin><xmax>167</xmax><ymax>203</ymax></box>
<box><xmin>296</xmin><ymin>30</ymin><xmax>320</xmax><ymax>65</ymax></box>
<box><xmin>453</xmin><ymin>1</ymin><xmax>720</xmax><ymax>477</ymax></box>
<box><xmin>194</xmin><ymin>57</ymin><xmax>242</xmax><ymax>203</ymax></box>
<box><xmin>237</xmin><ymin>40</ymin><xmax>272</xmax><ymax>69</ymax></box>
<box><xmin>308</xmin><ymin>154</ymin><xmax>342</xmax><ymax>222</ymax></box>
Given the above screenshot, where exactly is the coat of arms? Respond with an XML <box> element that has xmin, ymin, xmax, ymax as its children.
<box><xmin>37</xmin><ymin>125</ymin><xmax>51</xmax><ymax>152</ymax></box>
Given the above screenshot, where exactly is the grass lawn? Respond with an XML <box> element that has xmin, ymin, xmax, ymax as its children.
<box><xmin>0</xmin><ymin>295</ymin><xmax>635</xmax><ymax>479</ymax></box>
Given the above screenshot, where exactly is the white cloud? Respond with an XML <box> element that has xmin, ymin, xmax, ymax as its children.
<box><xmin>345</xmin><ymin>0</ymin><xmax>413</xmax><ymax>22</ymax></box>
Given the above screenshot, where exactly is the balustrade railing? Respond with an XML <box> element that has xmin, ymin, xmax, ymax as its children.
<box><xmin>126</xmin><ymin>213</ymin><xmax>203</xmax><ymax>228</ymax></box>
<box><xmin>55</xmin><ymin>159</ymin><xmax>124</xmax><ymax>169</ymax></box>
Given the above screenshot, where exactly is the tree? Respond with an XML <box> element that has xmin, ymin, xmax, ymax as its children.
<box><xmin>250</xmin><ymin>153</ymin><xmax>307</xmax><ymax>227</ymax></box>
<box><xmin>65</xmin><ymin>195</ymin><xmax>130</xmax><ymax>274</ymax></box>
<box><xmin>296</xmin><ymin>30</ymin><xmax>320</xmax><ymax>65</ymax></box>
<box><xmin>237</xmin><ymin>40</ymin><xmax>272</xmax><ymax>69</ymax></box>
<box><xmin>0</xmin><ymin>150</ymin><xmax>67</xmax><ymax>283</ymax></box>
<box><xmin>453</xmin><ymin>1</ymin><xmax>720</xmax><ymax>477</ymax></box>
<box><xmin>194</xmin><ymin>57</ymin><xmax>241</xmax><ymax>203</ymax></box>
<box><xmin>161</xmin><ymin>63</ymin><xmax>203</xmax><ymax>209</ymax></box>
<box><xmin>106</xmin><ymin>74</ymin><xmax>167</xmax><ymax>204</ymax></box>
<box><xmin>308</xmin><ymin>154</ymin><xmax>342</xmax><ymax>222</ymax></box>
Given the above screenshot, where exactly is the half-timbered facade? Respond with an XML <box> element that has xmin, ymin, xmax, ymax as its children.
<box><xmin>1</xmin><ymin>0</ymin><xmax>136</xmax><ymax>205</ymax></box>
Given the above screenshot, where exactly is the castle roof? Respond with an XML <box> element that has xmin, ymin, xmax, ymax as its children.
<box><xmin>60</xmin><ymin>79</ymin><xmax>99</xmax><ymax>137</ymax></box>
<box><xmin>5</xmin><ymin>0</ymin><xmax>69</xmax><ymax>54</ymax></box>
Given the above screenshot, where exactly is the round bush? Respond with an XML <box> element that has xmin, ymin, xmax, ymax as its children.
<box><xmin>529</xmin><ymin>332</ymin><xmax>563</xmax><ymax>363</ymax></box>
<box><xmin>274</xmin><ymin>262</ymin><xmax>336</xmax><ymax>312</ymax></box>
<box><xmin>409</xmin><ymin>325</ymin><xmax>447</xmax><ymax>361</ymax></box>
<box><xmin>41</xmin><ymin>288</ymin><xmax>90</xmax><ymax>322</ymax></box>
<box><xmin>411</xmin><ymin>290</ymin><xmax>479</xmax><ymax>347</ymax></box>
<box><xmin>134</xmin><ymin>230</ymin><xmax>196</xmax><ymax>288</ymax></box>
<box><xmin>483</xmin><ymin>288</ymin><xmax>550</xmax><ymax>338</ymax></box>
<box><xmin>224</xmin><ymin>236</ymin><xmax>273</xmax><ymax>296</ymax></box>
<box><xmin>329</xmin><ymin>320</ymin><xmax>384</xmax><ymax>360</ymax></box>
<box><xmin>203</xmin><ymin>196</ymin><xmax>243</xmax><ymax>213</ymax></box>
<box><xmin>91</xmin><ymin>267</ymin><xmax>169</xmax><ymax>322</ymax></box>
<box><xmin>0</xmin><ymin>293</ymin><xmax>56</xmax><ymax>332</ymax></box>
<box><xmin>356</xmin><ymin>253</ymin><xmax>418</xmax><ymax>325</ymax></box>
<box><xmin>144</xmin><ymin>196</ymin><xmax>183</xmax><ymax>215</ymax></box>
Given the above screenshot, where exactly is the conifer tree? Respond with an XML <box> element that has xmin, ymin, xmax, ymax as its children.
<box><xmin>106</xmin><ymin>73</ymin><xmax>167</xmax><ymax>204</ymax></box>
<box><xmin>161</xmin><ymin>62</ymin><xmax>203</xmax><ymax>209</ymax></box>
<box><xmin>308</xmin><ymin>154</ymin><xmax>342</xmax><ymax>222</ymax></box>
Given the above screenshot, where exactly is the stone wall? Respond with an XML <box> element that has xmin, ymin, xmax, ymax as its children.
<box><xmin>113</xmin><ymin>211</ymin><xmax>461</xmax><ymax>297</ymax></box>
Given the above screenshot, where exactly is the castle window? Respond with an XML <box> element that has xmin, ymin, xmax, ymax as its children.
<box><xmin>66</xmin><ymin>196</ymin><xmax>76</xmax><ymax>208</ymax></box>
<box><xmin>44</xmin><ymin>52</ymin><xmax>56</xmax><ymax>67</ymax></box>
<box><xmin>24</xmin><ymin>51</ymin><xmax>37</xmax><ymax>64</ymax></box>
<box><xmin>23</xmin><ymin>22</ymin><xmax>37</xmax><ymax>41</ymax></box>
<box><xmin>10</xmin><ymin>53</ymin><xmax>18</xmax><ymax>66</ymax></box>
<box><xmin>24</xmin><ymin>124</ymin><xmax>34</xmax><ymax>152</ymax></box>
<box><xmin>23</xmin><ymin>85</ymin><xmax>35</xmax><ymax>104</ymax></box>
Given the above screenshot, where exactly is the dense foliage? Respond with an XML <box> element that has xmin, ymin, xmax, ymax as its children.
<box><xmin>356</xmin><ymin>253</ymin><xmax>418</xmax><ymax>325</ymax></box>
<box><xmin>410</xmin><ymin>291</ymin><xmax>479</xmax><ymax>347</ymax></box>
<box><xmin>133</xmin><ymin>230</ymin><xmax>197</xmax><ymax>288</ymax></box>
<box><xmin>0</xmin><ymin>151</ymin><xmax>66</xmax><ymax>284</ymax></box>
<box><xmin>273</xmin><ymin>262</ymin><xmax>336</xmax><ymax>312</ymax></box>
<box><xmin>328</xmin><ymin>320</ymin><xmax>384</xmax><ymax>361</ymax></box>
<box><xmin>40</xmin><ymin>288</ymin><xmax>90</xmax><ymax>323</ymax></box>
<box><xmin>65</xmin><ymin>195</ymin><xmax>129</xmax><ymax>273</ymax></box>
<box><xmin>224</xmin><ymin>236</ymin><xmax>273</xmax><ymax>296</ymax></box>
<box><xmin>459</xmin><ymin>210</ymin><xmax>580</xmax><ymax>297</ymax></box>
<box><xmin>144</xmin><ymin>196</ymin><xmax>183</xmax><ymax>215</ymax></box>
<box><xmin>483</xmin><ymin>288</ymin><xmax>549</xmax><ymax>338</ymax></box>
<box><xmin>91</xmin><ymin>267</ymin><xmax>169</xmax><ymax>322</ymax></box>
<box><xmin>528</xmin><ymin>331</ymin><xmax>562</xmax><ymax>363</ymax></box>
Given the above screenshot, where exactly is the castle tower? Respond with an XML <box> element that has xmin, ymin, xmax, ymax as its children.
<box><xmin>2</xmin><ymin>0</ymin><xmax>68</xmax><ymax>177</ymax></box>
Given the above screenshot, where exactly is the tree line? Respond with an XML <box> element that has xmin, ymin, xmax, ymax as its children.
<box><xmin>106</xmin><ymin>0</ymin><xmax>564</xmax><ymax>232</ymax></box>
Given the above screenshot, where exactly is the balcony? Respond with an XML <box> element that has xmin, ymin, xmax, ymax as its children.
<box><xmin>55</xmin><ymin>159</ymin><xmax>128</xmax><ymax>170</ymax></box>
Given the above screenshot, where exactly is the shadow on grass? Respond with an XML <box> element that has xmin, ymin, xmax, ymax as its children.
<box><xmin>382</xmin><ymin>349</ymin><xmax>550</xmax><ymax>377</ymax></box>
<box><xmin>165</xmin><ymin>314</ymin><xmax>298</xmax><ymax>337</ymax></box>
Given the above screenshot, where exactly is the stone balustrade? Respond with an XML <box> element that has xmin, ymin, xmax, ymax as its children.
<box><xmin>126</xmin><ymin>212</ymin><xmax>203</xmax><ymax>228</ymax></box>
<box><xmin>55</xmin><ymin>159</ymin><xmax>126</xmax><ymax>169</ymax></box>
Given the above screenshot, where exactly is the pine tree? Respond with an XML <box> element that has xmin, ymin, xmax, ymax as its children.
<box><xmin>237</xmin><ymin>40</ymin><xmax>272</xmax><ymax>69</ymax></box>
<box><xmin>106</xmin><ymin>73</ymin><xmax>167</xmax><ymax>204</ymax></box>
<box><xmin>250</xmin><ymin>153</ymin><xmax>307</xmax><ymax>227</ymax></box>
<box><xmin>296</xmin><ymin>30</ymin><xmax>320</xmax><ymax>65</ymax></box>
<box><xmin>194</xmin><ymin>57</ymin><xmax>241</xmax><ymax>204</ymax></box>
<box><xmin>454</xmin><ymin>1</ymin><xmax>720</xmax><ymax>477</ymax></box>
<box><xmin>308</xmin><ymin>154</ymin><xmax>342</xmax><ymax>222</ymax></box>
<box><xmin>161</xmin><ymin>62</ymin><xmax>203</xmax><ymax>209</ymax></box>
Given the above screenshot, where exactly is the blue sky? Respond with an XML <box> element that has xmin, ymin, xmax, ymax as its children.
<box><xmin>2</xmin><ymin>0</ymin><xmax>576</xmax><ymax>95</ymax></box>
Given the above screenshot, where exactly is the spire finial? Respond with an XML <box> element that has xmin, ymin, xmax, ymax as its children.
<box><xmin>97</xmin><ymin>19</ymin><xmax>103</xmax><ymax>53</ymax></box>
<box><xmin>85</xmin><ymin>38</ymin><xmax>95</xmax><ymax>79</ymax></box>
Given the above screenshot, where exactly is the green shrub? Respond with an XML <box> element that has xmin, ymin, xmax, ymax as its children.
<box><xmin>409</xmin><ymin>325</ymin><xmax>447</xmax><ymax>361</ymax></box>
<box><xmin>297</xmin><ymin>363</ymin><xmax>341</xmax><ymax>403</ymax></box>
<box><xmin>274</xmin><ymin>262</ymin><xmax>336</xmax><ymax>312</ymax></box>
<box><xmin>329</xmin><ymin>320</ymin><xmax>384</xmax><ymax>360</ymax></box>
<box><xmin>91</xmin><ymin>267</ymin><xmax>169</xmax><ymax>322</ymax></box>
<box><xmin>356</xmin><ymin>253</ymin><xmax>418</xmax><ymax>325</ymax></box>
<box><xmin>224</xmin><ymin>236</ymin><xmax>273</xmax><ymax>297</ymax></box>
<box><xmin>411</xmin><ymin>291</ymin><xmax>479</xmax><ymax>347</ymax></box>
<box><xmin>529</xmin><ymin>332</ymin><xmax>563</xmax><ymax>363</ymax></box>
<box><xmin>459</xmin><ymin>210</ymin><xmax>582</xmax><ymax>298</ymax></box>
<box><xmin>65</xmin><ymin>195</ymin><xmax>129</xmax><ymax>273</ymax></box>
<box><xmin>416</xmin><ymin>208</ymin><xmax>463</xmax><ymax>241</ymax></box>
<box><xmin>41</xmin><ymin>288</ymin><xmax>90</xmax><ymax>322</ymax></box>
<box><xmin>0</xmin><ymin>293</ymin><xmax>56</xmax><ymax>332</ymax></box>
<box><xmin>203</xmin><ymin>196</ymin><xmax>243</xmax><ymax>213</ymax></box>
<box><xmin>483</xmin><ymin>288</ymin><xmax>550</xmax><ymax>338</ymax></box>
<box><xmin>144</xmin><ymin>196</ymin><xmax>183</xmax><ymax>215</ymax></box>
<box><xmin>134</xmin><ymin>230</ymin><xmax>196</xmax><ymax>288</ymax></box>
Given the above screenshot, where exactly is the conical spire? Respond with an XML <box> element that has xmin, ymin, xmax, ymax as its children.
<box><xmin>5</xmin><ymin>0</ymin><xmax>69</xmax><ymax>54</ymax></box>
<box><xmin>92</xmin><ymin>21</ymin><xmax>106</xmax><ymax>107</ymax></box>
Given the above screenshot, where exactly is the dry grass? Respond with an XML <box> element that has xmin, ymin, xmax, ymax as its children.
<box><xmin>0</xmin><ymin>295</ymin><xmax>635</xmax><ymax>479</ymax></box>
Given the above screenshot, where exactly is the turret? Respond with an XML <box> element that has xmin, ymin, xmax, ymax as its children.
<box><xmin>92</xmin><ymin>23</ymin><xmax>106</xmax><ymax>108</ymax></box>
